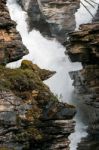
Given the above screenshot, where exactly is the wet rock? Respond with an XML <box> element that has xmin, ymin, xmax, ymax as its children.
<box><xmin>18</xmin><ymin>0</ymin><xmax>80</xmax><ymax>43</ymax></box>
<box><xmin>42</xmin><ymin>101</ymin><xmax>76</xmax><ymax>120</ymax></box>
<box><xmin>17</xmin><ymin>0</ymin><xmax>52</xmax><ymax>37</ymax></box>
<box><xmin>77</xmin><ymin>136</ymin><xmax>99</xmax><ymax>150</ymax></box>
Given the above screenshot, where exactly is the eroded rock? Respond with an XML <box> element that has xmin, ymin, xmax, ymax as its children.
<box><xmin>0</xmin><ymin>60</ymin><xmax>76</xmax><ymax>150</ymax></box>
<box><xmin>0</xmin><ymin>0</ymin><xmax>28</xmax><ymax>65</ymax></box>
<box><xmin>67</xmin><ymin>11</ymin><xmax>99</xmax><ymax>149</ymax></box>
<box><xmin>17</xmin><ymin>0</ymin><xmax>80</xmax><ymax>43</ymax></box>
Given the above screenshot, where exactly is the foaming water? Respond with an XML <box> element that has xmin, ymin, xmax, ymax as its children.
<box><xmin>69</xmin><ymin>96</ymin><xmax>88</xmax><ymax>150</ymax></box>
<box><xmin>6</xmin><ymin>0</ymin><xmax>98</xmax><ymax>150</ymax></box>
<box><xmin>6</xmin><ymin>0</ymin><xmax>82</xmax><ymax>102</ymax></box>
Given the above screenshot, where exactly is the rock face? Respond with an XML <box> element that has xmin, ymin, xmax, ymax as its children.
<box><xmin>0</xmin><ymin>60</ymin><xmax>76</xmax><ymax>150</ymax></box>
<box><xmin>0</xmin><ymin>0</ymin><xmax>28</xmax><ymax>65</ymax></box>
<box><xmin>17</xmin><ymin>0</ymin><xmax>80</xmax><ymax>43</ymax></box>
<box><xmin>67</xmin><ymin>11</ymin><xmax>99</xmax><ymax>150</ymax></box>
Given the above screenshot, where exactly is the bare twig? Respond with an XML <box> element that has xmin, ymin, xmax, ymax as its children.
<box><xmin>89</xmin><ymin>0</ymin><xmax>99</xmax><ymax>5</ymax></box>
<box><xmin>84</xmin><ymin>0</ymin><xmax>95</xmax><ymax>8</ymax></box>
<box><xmin>81</xmin><ymin>1</ymin><xmax>94</xmax><ymax>17</ymax></box>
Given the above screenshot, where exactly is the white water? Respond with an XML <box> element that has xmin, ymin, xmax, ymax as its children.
<box><xmin>6</xmin><ymin>0</ymin><xmax>98</xmax><ymax>149</ymax></box>
<box><xmin>6</xmin><ymin>0</ymin><xmax>82</xmax><ymax>102</ymax></box>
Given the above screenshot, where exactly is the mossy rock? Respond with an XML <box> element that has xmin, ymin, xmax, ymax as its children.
<box><xmin>21</xmin><ymin>60</ymin><xmax>56</xmax><ymax>81</ymax></box>
<box><xmin>0</xmin><ymin>148</ymin><xmax>14</xmax><ymax>150</ymax></box>
<box><xmin>0</xmin><ymin>63</ymin><xmax>43</xmax><ymax>91</ymax></box>
<box><xmin>0</xmin><ymin>60</ymin><xmax>57</xmax><ymax>104</ymax></box>
<box><xmin>0</xmin><ymin>60</ymin><xmax>76</xmax><ymax>149</ymax></box>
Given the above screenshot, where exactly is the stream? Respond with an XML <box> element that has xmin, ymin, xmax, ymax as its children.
<box><xmin>6</xmin><ymin>0</ymin><xmax>98</xmax><ymax>150</ymax></box>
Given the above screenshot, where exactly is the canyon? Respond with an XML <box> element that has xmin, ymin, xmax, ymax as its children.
<box><xmin>0</xmin><ymin>0</ymin><xmax>77</xmax><ymax>149</ymax></box>
<box><xmin>0</xmin><ymin>0</ymin><xmax>99</xmax><ymax>150</ymax></box>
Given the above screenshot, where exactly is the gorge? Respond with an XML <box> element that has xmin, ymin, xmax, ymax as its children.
<box><xmin>0</xmin><ymin>0</ymin><xmax>99</xmax><ymax>150</ymax></box>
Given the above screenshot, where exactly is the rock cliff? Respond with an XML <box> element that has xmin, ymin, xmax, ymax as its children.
<box><xmin>0</xmin><ymin>0</ymin><xmax>76</xmax><ymax>149</ymax></box>
<box><xmin>17</xmin><ymin>0</ymin><xmax>80</xmax><ymax>43</ymax></box>
<box><xmin>0</xmin><ymin>60</ymin><xmax>76</xmax><ymax>150</ymax></box>
<box><xmin>0</xmin><ymin>0</ymin><xmax>28</xmax><ymax>65</ymax></box>
<box><xmin>67</xmin><ymin>8</ymin><xmax>99</xmax><ymax>150</ymax></box>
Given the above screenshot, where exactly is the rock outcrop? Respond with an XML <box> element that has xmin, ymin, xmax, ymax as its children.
<box><xmin>0</xmin><ymin>60</ymin><xmax>76</xmax><ymax>150</ymax></box>
<box><xmin>67</xmin><ymin>11</ymin><xmax>99</xmax><ymax>150</ymax></box>
<box><xmin>17</xmin><ymin>0</ymin><xmax>80</xmax><ymax>43</ymax></box>
<box><xmin>0</xmin><ymin>0</ymin><xmax>28</xmax><ymax>65</ymax></box>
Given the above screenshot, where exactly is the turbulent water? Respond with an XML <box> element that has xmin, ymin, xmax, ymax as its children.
<box><xmin>6</xmin><ymin>0</ymin><xmax>82</xmax><ymax>102</ymax></box>
<box><xmin>6</xmin><ymin>0</ymin><xmax>98</xmax><ymax>150</ymax></box>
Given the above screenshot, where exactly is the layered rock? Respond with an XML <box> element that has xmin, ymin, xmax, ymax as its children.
<box><xmin>0</xmin><ymin>0</ymin><xmax>28</xmax><ymax>65</ymax></box>
<box><xmin>67</xmin><ymin>16</ymin><xmax>99</xmax><ymax>149</ymax></box>
<box><xmin>17</xmin><ymin>0</ymin><xmax>80</xmax><ymax>43</ymax></box>
<box><xmin>0</xmin><ymin>60</ymin><xmax>76</xmax><ymax>150</ymax></box>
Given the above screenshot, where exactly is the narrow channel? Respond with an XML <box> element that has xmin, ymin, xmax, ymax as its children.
<box><xmin>6</xmin><ymin>0</ymin><xmax>98</xmax><ymax>149</ymax></box>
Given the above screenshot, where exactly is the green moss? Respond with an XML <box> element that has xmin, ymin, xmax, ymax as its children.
<box><xmin>0</xmin><ymin>60</ymin><xmax>59</xmax><ymax>104</ymax></box>
<box><xmin>27</xmin><ymin>127</ymin><xmax>43</xmax><ymax>140</ymax></box>
<box><xmin>0</xmin><ymin>148</ymin><xmax>14</xmax><ymax>150</ymax></box>
<box><xmin>0</xmin><ymin>66</ymin><xmax>40</xmax><ymax>91</ymax></box>
<box><xmin>0</xmin><ymin>60</ymin><xmax>75</xmax><ymax>149</ymax></box>
<box><xmin>0</xmin><ymin>148</ymin><xmax>8</xmax><ymax>150</ymax></box>
<box><xmin>21</xmin><ymin>60</ymin><xmax>34</xmax><ymax>70</ymax></box>
<box><xmin>14</xmin><ymin>127</ymin><xmax>43</xmax><ymax>143</ymax></box>
<box><xmin>14</xmin><ymin>132</ymin><xmax>29</xmax><ymax>142</ymax></box>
